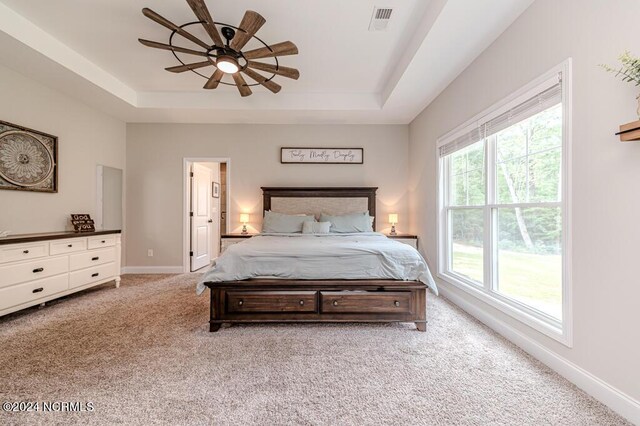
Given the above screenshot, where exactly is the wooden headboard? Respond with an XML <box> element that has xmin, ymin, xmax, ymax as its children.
<box><xmin>261</xmin><ymin>187</ymin><xmax>378</xmax><ymax>230</ymax></box>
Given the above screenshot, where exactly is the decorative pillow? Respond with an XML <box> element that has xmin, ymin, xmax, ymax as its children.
<box><xmin>262</xmin><ymin>211</ymin><xmax>315</xmax><ymax>233</ymax></box>
<box><xmin>302</xmin><ymin>221</ymin><xmax>331</xmax><ymax>234</ymax></box>
<box><xmin>320</xmin><ymin>212</ymin><xmax>374</xmax><ymax>233</ymax></box>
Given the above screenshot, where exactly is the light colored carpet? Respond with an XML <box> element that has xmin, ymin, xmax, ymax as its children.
<box><xmin>0</xmin><ymin>274</ymin><xmax>629</xmax><ymax>426</ymax></box>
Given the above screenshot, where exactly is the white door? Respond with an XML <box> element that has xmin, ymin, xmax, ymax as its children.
<box><xmin>191</xmin><ymin>163</ymin><xmax>212</xmax><ymax>271</ymax></box>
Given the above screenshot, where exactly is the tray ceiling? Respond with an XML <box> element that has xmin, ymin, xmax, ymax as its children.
<box><xmin>0</xmin><ymin>0</ymin><xmax>534</xmax><ymax>123</ymax></box>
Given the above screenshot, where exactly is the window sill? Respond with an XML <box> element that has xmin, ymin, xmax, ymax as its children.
<box><xmin>437</xmin><ymin>272</ymin><xmax>572</xmax><ymax>347</ymax></box>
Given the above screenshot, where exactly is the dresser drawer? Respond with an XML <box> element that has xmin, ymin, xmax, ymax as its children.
<box><xmin>0</xmin><ymin>256</ymin><xmax>69</xmax><ymax>289</ymax></box>
<box><xmin>70</xmin><ymin>248</ymin><xmax>116</xmax><ymax>271</ymax></box>
<box><xmin>320</xmin><ymin>291</ymin><xmax>412</xmax><ymax>314</ymax></box>
<box><xmin>69</xmin><ymin>262</ymin><xmax>117</xmax><ymax>289</ymax></box>
<box><xmin>50</xmin><ymin>238</ymin><xmax>87</xmax><ymax>255</ymax></box>
<box><xmin>226</xmin><ymin>291</ymin><xmax>318</xmax><ymax>313</ymax></box>
<box><xmin>88</xmin><ymin>235</ymin><xmax>116</xmax><ymax>250</ymax></box>
<box><xmin>0</xmin><ymin>274</ymin><xmax>69</xmax><ymax>311</ymax></box>
<box><xmin>0</xmin><ymin>242</ymin><xmax>49</xmax><ymax>264</ymax></box>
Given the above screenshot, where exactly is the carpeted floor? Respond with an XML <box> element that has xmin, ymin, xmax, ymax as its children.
<box><xmin>0</xmin><ymin>274</ymin><xmax>629</xmax><ymax>425</ymax></box>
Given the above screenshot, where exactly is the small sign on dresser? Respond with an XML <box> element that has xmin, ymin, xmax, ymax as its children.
<box><xmin>70</xmin><ymin>213</ymin><xmax>95</xmax><ymax>232</ymax></box>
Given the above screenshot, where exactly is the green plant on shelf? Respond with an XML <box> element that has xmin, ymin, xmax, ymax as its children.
<box><xmin>600</xmin><ymin>51</ymin><xmax>640</xmax><ymax>86</ymax></box>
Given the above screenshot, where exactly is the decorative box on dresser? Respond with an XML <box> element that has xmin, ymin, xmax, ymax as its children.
<box><xmin>0</xmin><ymin>230</ymin><xmax>121</xmax><ymax>317</ymax></box>
<box><xmin>220</xmin><ymin>234</ymin><xmax>254</xmax><ymax>254</ymax></box>
<box><xmin>387</xmin><ymin>233</ymin><xmax>418</xmax><ymax>250</ymax></box>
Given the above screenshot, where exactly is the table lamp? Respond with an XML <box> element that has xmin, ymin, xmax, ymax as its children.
<box><xmin>240</xmin><ymin>213</ymin><xmax>249</xmax><ymax>235</ymax></box>
<box><xmin>389</xmin><ymin>213</ymin><xmax>398</xmax><ymax>236</ymax></box>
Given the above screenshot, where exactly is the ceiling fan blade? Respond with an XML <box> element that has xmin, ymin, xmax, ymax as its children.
<box><xmin>230</xmin><ymin>11</ymin><xmax>266</xmax><ymax>51</ymax></box>
<box><xmin>232</xmin><ymin>73</ymin><xmax>252</xmax><ymax>97</ymax></box>
<box><xmin>247</xmin><ymin>61</ymin><xmax>299</xmax><ymax>80</ymax></box>
<box><xmin>185</xmin><ymin>0</ymin><xmax>225</xmax><ymax>47</ymax></box>
<box><xmin>243</xmin><ymin>41</ymin><xmax>298</xmax><ymax>60</ymax></box>
<box><xmin>142</xmin><ymin>8</ymin><xmax>211</xmax><ymax>50</ymax></box>
<box><xmin>139</xmin><ymin>39</ymin><xmax>209</xmax><ymax>57</ymax></box>
<box><xmin>204</xmin><ymin>69</ymin><xmax>225</xmax><ymax>89</ymax></box>
<box><xmin>166</xmin><ymin>60</ymin><xmax>213</xmax><ymax>73</ymax></box>
<box><xmin>242</xmin><ymin>68</ymin><xmax>281</xmax><ymax>94</ymax></box>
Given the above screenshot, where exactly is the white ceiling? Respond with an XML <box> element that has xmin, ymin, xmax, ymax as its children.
<box><xmin>0</xmin><ymin>0</ymin><xmax>534</xmax><ymax>124</ymax></box>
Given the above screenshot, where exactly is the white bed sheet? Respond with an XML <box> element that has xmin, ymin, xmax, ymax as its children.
<box><xmin>197</xmin><ymin>233</ymin><xmax>437</xmax><ymax>295</ymax></box>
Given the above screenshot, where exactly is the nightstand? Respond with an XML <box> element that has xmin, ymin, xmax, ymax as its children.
<box><xmin>220</xmin><ymin>234</ymin><xmax>255</xmax><ymax>253</ymax></box>
<box><xmin>386</xmin><ymin>233</ymin><xmax>418</xmax><ymax>250</ymax></box>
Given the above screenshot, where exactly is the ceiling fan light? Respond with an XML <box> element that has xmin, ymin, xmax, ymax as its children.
<box><xmin>216</xmin><ymin>56</ymin><xmax>239</xmax><ymax>74</ymax></box>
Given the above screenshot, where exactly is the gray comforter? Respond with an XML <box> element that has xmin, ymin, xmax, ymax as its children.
<box><xmin>198</xmin><ymin>232</ymin><xmax>437</xmax><ymax>295</ymax></box>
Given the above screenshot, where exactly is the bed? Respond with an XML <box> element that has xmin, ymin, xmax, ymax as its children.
<box><xmin>200</xmin><ymin>187</ymin><xmax>437</xmax><ymax>332</ymax></box>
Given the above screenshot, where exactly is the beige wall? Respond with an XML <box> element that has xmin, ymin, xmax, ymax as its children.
<box><xmin>409</xmin><ymin>0</ymin><xmax>640</xmax><ymax>406</ymax></box>
<box><xmin>0</xmin><ymin>64</ymin><xmax>126</xmax><ymax>234</ymax></box>
<box><xmin>126</xmin><ymin>124</ymin><xmax>409</xmax><ymax>267</ymax></box>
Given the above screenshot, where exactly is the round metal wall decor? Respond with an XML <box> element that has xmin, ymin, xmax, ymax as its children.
<box><xmin>0</xmin><ymin>130</ymin><xmax>54</xmax><ymax>186</ymax></box>
<box><xmin>0</xmin><ymin>121</ymin><xmax>57</xmax><ymax>193</ymax></box>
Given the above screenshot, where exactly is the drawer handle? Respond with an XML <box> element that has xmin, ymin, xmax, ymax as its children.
<box><xmin>299</xmin><ymin>300</ymin><xmax>305</xmax><ymax>306</ymax></box>
<box><xmin>33</xmin><ymin>267</ymin><xmax>44</xmax><ymax>273</ymax></box>
<box><xmin>394</xmin><ymin>301</ymin><xmax>400</xmax><ymax>307</ymax></box>
<box><xmin>67</xmin><ymin>244</ymin><xmax>73</xmax><ymax>248</ymax></box>
<box><xmin>92</xmin><ymin>273</ymin><xmax>99</xmax><ymax>277</ymax></box>
<box><xmin>32</xmin><ymin>287</ymin><xmax>44</xmax><ymax>294</ymax></box>
<box><xmin>238</xmin><ymin>300</ymin><xmax>244</xmax><ymax>306</ymax></box>
<box><xmin>333</xmin><ymin>300</ymin><xmax>338</xmax><ymax>306</ymax></box>
<box><xmin>101</xmin><ymin>240</ymin><xmax>106</xmax><ymax>243</ymax></box>
<box><xmin>23</xmin><ymin>249</ymin><xmax>29</xmax><ymax>254</ymax></box>
<box><xmin>92</xmin><ymin>256</ymin><xmax>100</xmax><ymax>261</ymax></box>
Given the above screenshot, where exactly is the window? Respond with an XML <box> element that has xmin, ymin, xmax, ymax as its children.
<box><xmin>437</xmin><ymin>61</ymin><xmax>571</xmax><ymax>345</ymax></box>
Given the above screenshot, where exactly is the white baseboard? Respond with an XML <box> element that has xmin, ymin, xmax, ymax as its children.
<box><xmin>120</xmin><ymin>266</ymin><xmax>184</xmax><ymax>274</ymax></box>
<box><xmin>439</xmin><ymin>285</ymin><xmax>640</xmax><ymax>425</ymax></box>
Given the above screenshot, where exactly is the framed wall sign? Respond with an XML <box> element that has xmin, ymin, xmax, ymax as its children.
<box><xmin>212</xmin><ymin>182</ymin><xmax>220</xmax><ymax>198</ymax></box>
<box><xmin>0</xmin><ymin>120</ymin><xmax>58</xmax><ymax>193</ymax></box>
<box><xmin>70</xmin><ymin>214</ymin><xmax>95</xmax><ymax>232</ymax></box>
<box><xmin>281</xmin><ymin>147</ymin><xmax>363</xmax><ymax>164</ymax></box>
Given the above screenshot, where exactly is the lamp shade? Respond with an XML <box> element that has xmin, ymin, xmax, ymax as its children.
<box><xmin>388</xmin><ymin>213</ymin><xmax>398</xmax><ymax>224</ymax></box>
<box><xmin>240</xmin><ymin>213</ymin><xmax>250</xmax><ymax>224</ymax></box>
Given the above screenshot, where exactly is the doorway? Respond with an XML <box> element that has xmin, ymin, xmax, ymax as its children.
<box><xmin>183</xmin><ymin>158</ymin><xmax>230</xmax><ymax>273</ymax></box>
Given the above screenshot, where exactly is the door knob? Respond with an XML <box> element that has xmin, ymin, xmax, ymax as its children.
<box><xmin>208</xmin><ymin>219</ymin><xmax>213</xmax><ymax>223</ymax></box>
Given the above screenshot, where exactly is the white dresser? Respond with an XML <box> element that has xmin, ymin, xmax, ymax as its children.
<box><xmin>0</xmin><ymin>231</ymin><xmax>121</xmax><ymax>317</ymax></box>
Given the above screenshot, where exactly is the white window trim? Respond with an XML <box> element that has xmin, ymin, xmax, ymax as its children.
<box><xmin>436</xmin><ymin>59</ymin><xmax>573</xmax><ymax>347</ymax></box>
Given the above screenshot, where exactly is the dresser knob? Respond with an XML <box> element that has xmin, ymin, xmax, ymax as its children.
<box><xmin>101</xmin><ymin>240</ymin><xmax>106</xmax><ymax>243</ymax></box>
<box><xmin>67</xmin><ymin>244</ymin><xmax>73</xmax><ymax>248</ymax></box>
<box><xmin>32</xmin><ymin>267</ymin><xmax>44</xmax><ymax>273</ymax></box>
<box><xmin>32</xmin><ymin>287</ymin><xmax>44</xmax><ymax>294</ymax></box>
<box><xmin>92</xmin><ymin>257</ymin><xmax>99</xmax><ymax>261</ymax></box>
<box><xmin>238</xmin><ymin>300</ymin><xmax>244</xmax><ymax>306</ymax></box>
<box><xmin>91</xmin><ymin>273</ymin><xmax>99</xmax><ymax>277</ymax></box>
<box><xmin>333</xmin><ymin>300</ymin><xmax>338</xmax><ymax>306</ymax></box>
<box><xmin>394</xmin><ymin>301</ymin><xmax>400</xmax><ymax>307</ymax></box>
<box><xmin>299</xmin><ymin>300</ymin><xmax>305</xmax><ymax>306</ymax></box>
<box><xmin>23</xmin><ymin>250</ymin><xmax>29</xmax><ymax>254</ymax></box>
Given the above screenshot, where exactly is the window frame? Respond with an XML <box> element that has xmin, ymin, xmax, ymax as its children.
<box><xmin>436</xmin><ymin>59</ymin><xmax>573</xmax><ymax>346</ymax></box>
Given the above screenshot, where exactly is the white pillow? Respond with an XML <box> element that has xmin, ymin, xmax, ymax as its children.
<box><xmin>262</xmin><ymin>211</ymin><xmax>315</xmax><ymax>233</ymax></box>
<box><xmin>302</xmin><ymin>221</ymin><xmax>331</xmax><ymax>234</ymax></box>
<box><xmin>320</xmin><ymin>212</ymin><xmax>374</xmax><ymax>233</ymax></box>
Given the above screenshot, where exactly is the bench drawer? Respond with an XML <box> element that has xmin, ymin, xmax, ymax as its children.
<box><xmin>0</xmin><ymin>256</ymin><xmax>69</xmax><ymax>289</ymax></box>
<box><xmin>320</xmin><ymin>291</ymin><xmax>412</xmax><ymax>314</ymax></box>
<box><xmin>0</xmin><ymin>274</ymin><xmax>69</xmax><ymax>311</ymax></box>
<box><xmin>227</xmin><ymin>291</ymin><xmax>317</xmax><ymax>313</ymax></box>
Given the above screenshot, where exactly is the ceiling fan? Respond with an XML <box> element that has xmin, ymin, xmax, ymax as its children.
<box><xmin>138</xmin><ymin>0</ymin><xmax>300</xmax><ymax>97</ymax></box>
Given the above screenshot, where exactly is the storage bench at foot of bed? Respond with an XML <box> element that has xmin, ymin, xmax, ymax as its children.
<box><xmin>205</xmin><ymin>279</ymin><xmax>427</xmax><ymax>332</ymax></box>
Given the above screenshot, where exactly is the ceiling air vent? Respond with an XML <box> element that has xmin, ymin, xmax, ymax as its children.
<box><xmin>369</xmin><ymin>7</ymin><xmax>393</xmax><ymax>31</ymax></box>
